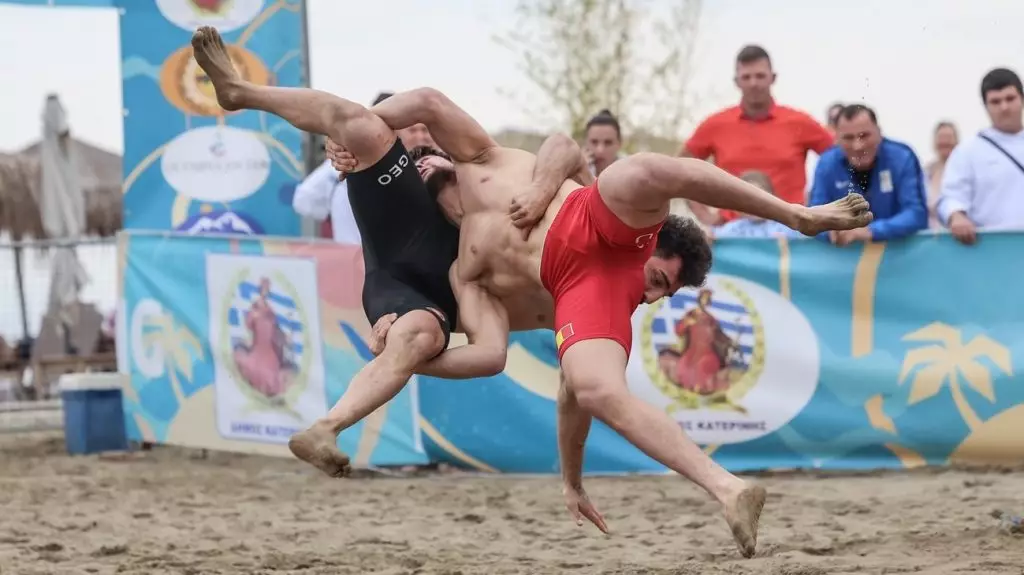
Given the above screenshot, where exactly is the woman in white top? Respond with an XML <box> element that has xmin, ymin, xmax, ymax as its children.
<box><xmin>925</xmin><ymin>121</ymin><xmax>958</xmax><ymax>229</ymax></box>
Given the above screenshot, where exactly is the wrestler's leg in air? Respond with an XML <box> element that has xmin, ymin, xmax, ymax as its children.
<box><xmin>290</xmin><ymin>309</ymin><xmax>445</xmax><ymax>477</ymax></box>
<box><xmin>595</xmin><ymin>152</ymin><xmax>873</xmax><ymax>234</ymax></box>
<box><xmin>559</xmin><ymin>339</ymin><xmax>765</xmax><ymax>558</ymax></box>
<box><xmin>191</xmin><ymin>27</ymin><xmax>452</xmax><ymax>476</ymax></box>
<box><xmin>191</xmin><ymin>26</ymin><xmax>392</xmax><ymax>171</ymax></box>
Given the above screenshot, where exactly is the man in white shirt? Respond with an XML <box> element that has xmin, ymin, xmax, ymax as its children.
<box><xmin>291</xmin><ymin>92</ymin><xmax>435</xmax><ymax>244</ymax></box>
<box><xmin>939</xmin><ymin>68</ymin><xmax>1024</xmax><ymax>245</ymax></box>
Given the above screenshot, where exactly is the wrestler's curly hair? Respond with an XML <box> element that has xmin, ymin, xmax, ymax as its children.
<box><xmin>655</xmin><ymin>214</ymin><xmax>712</xmax><ymax>289</ymax></box>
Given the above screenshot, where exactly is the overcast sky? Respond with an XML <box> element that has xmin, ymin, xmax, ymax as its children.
<box><xmin>0</xmin><ymin>0</ymin><xmax>1021</xmax><ymax>162</ymax></box>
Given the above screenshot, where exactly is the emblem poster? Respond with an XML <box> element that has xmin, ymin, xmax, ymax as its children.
<box><xmin>205</xmin><ymin>252</ymin><xmax>327</xmax><ymax>443</ymax></box>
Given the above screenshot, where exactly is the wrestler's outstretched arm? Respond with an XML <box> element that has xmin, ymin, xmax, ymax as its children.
<box><xmin>557</xmin><ymin>374</ymin><xmax>609</xmax><ymax>533</ymax></box>
<box><xmin>326</xmin><ymin>131</ymin><xmax>589</xmax><ymax>238</ymax></box>
<box><xmin>415</xmin><ymin>264</ymin><xmax>510</xmax><ymax>379</ymax></box>
<box><xmin>370</xmin><ymin>88</ymin><xmax>498</xmax><ymax>163</ymax></box>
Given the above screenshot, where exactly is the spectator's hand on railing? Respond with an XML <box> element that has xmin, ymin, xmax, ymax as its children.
<box><xmin>325</xmin><ymin>138</ymin><xmax>357</xmax><ymax>180</ymax></box>
<box><xmin>832</xmin><ymin>227</ymin><xmax>872</xmax><ymax>246</ymax></box>
<box><xmin>368</xmin><ymin>313</ymin><xmax>398</xmax><ymax>356</ymax></box>
<box><xmin>948</xmin><ymin>212</ymin><xmax>977</xmax><ymax>245</ymax></box>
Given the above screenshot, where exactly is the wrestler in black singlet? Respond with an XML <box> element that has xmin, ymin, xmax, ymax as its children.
<box><xmin>345</xmin><ymin>140</ymin><xmax>460</xmax><ymax>349</ymax></box>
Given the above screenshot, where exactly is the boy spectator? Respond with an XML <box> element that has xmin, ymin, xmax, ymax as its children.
<box><xmin>711</xmin><ymin>171</ymin><xmax>802</xmax><ymax>239</ymax></box>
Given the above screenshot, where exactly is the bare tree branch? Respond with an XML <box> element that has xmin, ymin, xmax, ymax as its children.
<box><xmin>495</xmin><ymin>0</ymin><xmax>703</xmax><ymax>146</ymax></box>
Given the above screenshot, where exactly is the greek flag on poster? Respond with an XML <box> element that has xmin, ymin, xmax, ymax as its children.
<box><xmin>649</xmin><ymin>292</ymin><xmax>756</xmax><ymax>371</ymax></box>
<box><xmin>228</xmin><ymin>280</ymin><xmax>304</xmax><ymax>368</ymax></box>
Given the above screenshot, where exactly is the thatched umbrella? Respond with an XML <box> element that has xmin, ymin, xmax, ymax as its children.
<box><xmin>0</xmin><ymin>141</ymin><xmax>122</xmax><ymax>241</ymax></box>
<box><xmin>0</xmin><ymin>127</ymin><xmax>122</xmax><ymax>340</ymax></box>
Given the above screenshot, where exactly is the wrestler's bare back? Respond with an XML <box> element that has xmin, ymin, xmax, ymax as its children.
<box><xmin>452</xmin><ymin>146</ymin><xmax>581</xmax><ymax>330</ymax></box>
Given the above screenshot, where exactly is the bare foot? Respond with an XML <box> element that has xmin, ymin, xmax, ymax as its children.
<box><xmin>795</xmin><ymin>193</ymin><xmax>874</xmax><ymax>236</ymax></box>
<box><xmin>723</xmin><ymin>482</ymin><xmax>767</xmax><ymax>558</ymax></box>
<box><xmin>190</xmin><ymin>26</ymin><xmax>245</xmax><ymax>111</ymax></box>
<box><xmin>288</xmin><ymin>422</ymin><xmax>351</xmax><ymax>478</ymax></box>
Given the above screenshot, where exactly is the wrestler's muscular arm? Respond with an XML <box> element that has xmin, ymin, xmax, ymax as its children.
<box><xmin>369</xmin><ymin>88</ymin><xmax>498</xmax><ymax>163</ymax></box>
<box><xmin>510</xmin><ymin>134</ymin><xmax>593</xmax><ymax>236</ymax></box>
<box><xmin>558</xmin><ymin>374</ymin><xmax>590</xmax><ymax>487</ymax></box>
<box><xmin>416</xmin><ymin>264</ymin><xmax>510</xmax><ymax>379</ymax></box>
<box><xmin>533</xmin><ymin>133</ymin><xmax>593</xmax><ymax>188</ymax></box>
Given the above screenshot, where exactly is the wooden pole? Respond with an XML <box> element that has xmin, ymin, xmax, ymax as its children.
<box><xmin>12</xmin><ymin>245</ymin><xmax>29</xmax><ymax>341</ymax></box>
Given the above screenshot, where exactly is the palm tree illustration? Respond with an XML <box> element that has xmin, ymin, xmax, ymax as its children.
<box><xmin>899</xmin><ymin>322</ymin><xmax>1013</xmax><ymax>431</ymax></box>
<box><xmin>141</xmin><ymin>312</ymin><xmax>204</xmax><ymax>405</ymax></box>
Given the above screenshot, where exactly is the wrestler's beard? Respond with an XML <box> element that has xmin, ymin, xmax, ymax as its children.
<box><xmin>425</xmin><ymin>166</ymin><xmax>456</xmax><ymax>198</ymax></box>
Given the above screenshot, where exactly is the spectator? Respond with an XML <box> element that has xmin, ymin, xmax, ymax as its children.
<box><xmin>938</xmin><ymin>68</ymin><xmax>1024</xmax><ymax>245</ymax></box>
<box><xmin>681</xmin><ymin>44</ymin><xmax>834</xmax><ymax>225</ymax></box>
<box><xmin>292</xmin><ymin>92</ymin><xmax>434</xmax><ymax>245</ymax></box>
<box><xmin>809</xmin><ymin>104</ymin><xmax>927</xmax><ymax>245</ymax></box>
<box><xmin>827</xmin><ymin>102</ymin><xmax>844</xmax><ymax>133</ymax></box>
<box><xmin>583</xmin><ymin>109</ymin><xmax>624</xmax><ymax>176</ymax></box>
<box><xmin>710</xmin><ymin>171</ymin><xmax>801</xmax><ymax>239</ymax></box>
<box><xmin>925</xmin><ymin>121</ymin><xmax>959</xmax><ymax>229</ymax></box>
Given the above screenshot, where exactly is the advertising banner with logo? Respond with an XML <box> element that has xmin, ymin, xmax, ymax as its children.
<box><xmin>120</xmin><ymin>231</ymin><xmax>427</xmax><ymax>466</ymax></box>
<box><xmin>120</xmin><ymin>1</ymin><xmax>305</xmax><ymax>236</ymax></box>
<box><xmin>418</xmin><ymin>234</ymin><xmax>1024</xmax><ymax>473</ymax></box>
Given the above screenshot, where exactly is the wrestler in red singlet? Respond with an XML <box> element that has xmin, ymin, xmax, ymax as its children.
<box><xmin>541</xmin><ymin>181</ymin><xmax>663</xmax><ymax>360</ymax></box>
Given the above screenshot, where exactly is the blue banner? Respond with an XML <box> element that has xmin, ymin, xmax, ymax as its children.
<box><xmin>0</xmin><ymin>0</ymin><xmax>112</xmax><ymax>6</ymax></box>
<box><xmin>418</xmin><ymin>234</ymin><xmax>1024</xmax><ymax>473</ymax></box>
<box><xmin>118</xmin><ymin>231</ymin><xmax>1024</xmax><ymax>472</ymax></box>
<box><xmin>120</xmin><ymin>231</ymin><xmax>426</xmax><ymax>466</ymax></box>
<box><xmin>119</xmin><ymin>1</ymin><xmax>304</xmax><ymax>236</ymax></box>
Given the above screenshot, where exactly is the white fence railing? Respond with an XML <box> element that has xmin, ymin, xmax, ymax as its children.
<box><xmin>0</xmin><ymin>399</ymin><xmax>63</xmax><ymax>434</ymax></box>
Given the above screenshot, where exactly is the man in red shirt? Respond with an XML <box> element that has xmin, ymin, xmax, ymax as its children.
<box><xmin>682</xmin><ymin>45</ymin><xmax>834</xmax><ymax>223</ymax></box>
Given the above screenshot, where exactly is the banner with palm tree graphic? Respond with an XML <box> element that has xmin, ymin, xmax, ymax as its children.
<box><xmin>414</xmin><ymin>233</ymin><xmax>1024</xmax><ymax>473</ymax></box>
<box><xmin>122</xmin><ymin>230</ymin><xmax>1024</xmax><ymax>472</ymax></box>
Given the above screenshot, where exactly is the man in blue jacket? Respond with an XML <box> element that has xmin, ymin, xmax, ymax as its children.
<box><xmin>809</xmin><ymin>104</ymin><xmax>927</xmax><ymax>245</ymax></box>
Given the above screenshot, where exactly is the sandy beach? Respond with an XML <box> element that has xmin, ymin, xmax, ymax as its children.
<box><xmin>0</xmin><ymin>432</ymin><xmax>1021</xmax><ymax>575</ymax></box>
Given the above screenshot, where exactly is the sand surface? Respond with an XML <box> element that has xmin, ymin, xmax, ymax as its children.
<box><xmin>0</xmin><ymin>432</ymin><xmax>1021</xmax><ymax>575</ymax></box>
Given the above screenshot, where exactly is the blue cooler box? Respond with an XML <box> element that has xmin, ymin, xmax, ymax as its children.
<box><xmin>59</xmin><ymin>373</ymin><xmax>129</xmax><ymax>455</ymax></box>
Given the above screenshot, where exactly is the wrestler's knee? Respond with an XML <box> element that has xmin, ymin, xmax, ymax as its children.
<box><xmin>572</xmin><ymin>375</ymin><xmax>629</xmax><ymax>420</ymax></box>
<box><xmin>317</xmin><ymin>95</ymin><xmax>366</xmax><ymax>131</ymax></box>
<box><xmin>607</xmin><ymin>152</ymin><xmax>661</xmax><ymax>188</ymax></box>
<box><xmin>380</xmin><ymin>310</ymin><xmax>446</xmax><ymax>368</ymax></box>
<box><xmin>373</xmin><ymin>87</ymin><xmax>446</xmax><ymax>118</ymax></box>
<box><xmin>596</xmin><ymin>152</ymin><xmax>669</xmax><ymax>221</ymax></box>
<box><xmin>321</xmin><ymin>106</ymin><xmax>394</xmax><ymax>164</ymax></box>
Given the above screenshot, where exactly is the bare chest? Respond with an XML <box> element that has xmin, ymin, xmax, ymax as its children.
<box><xmin>457</xmin><ymin>213</ymin><xmax>530</xmax><ymax>292</ymax></box>
<box><xmin>503</xmin><ymin>289</ymin><xmax>555</xmax><ymax>331</ymax></box>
